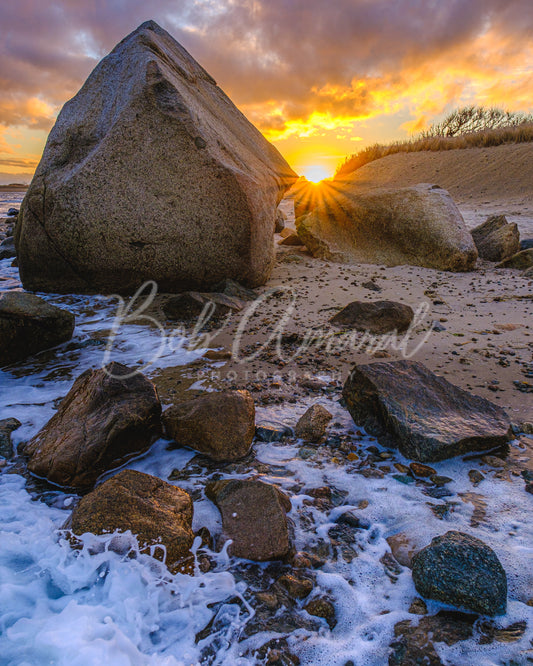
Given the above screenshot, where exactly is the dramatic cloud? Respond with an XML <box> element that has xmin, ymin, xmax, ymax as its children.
<box><xmin>0</xmin><ymin>0</ymin><xmax>531</xmax><ymax>179</ymax></box>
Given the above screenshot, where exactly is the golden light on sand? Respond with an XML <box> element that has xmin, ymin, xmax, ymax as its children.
<box><xmin>301</xmin><ymin>164</ymin><xmax>331</xmax><ymax>183</ymax></box>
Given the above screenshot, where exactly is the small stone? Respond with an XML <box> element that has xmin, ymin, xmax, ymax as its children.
<box><xmin>330</xmin><ymin>300</ymin><xmax>414</xmax><ymax>334</ymax></box>
<box><xmin>0</xmin><ymin>418</ymin><xmax>22</xmax><ymax>459</ymax></box>
<box><xmin>277</xmin><ymin>574</ymin><xmax>314</xmax><ymax>599</ymax></box>
<box><xmin>298</xmin><ymin>446</ymin><xmax>315</xmax><ymax>459</ymax></box>
<box><xmin>294</xmin><ymin>404</ymin><xmax>333</xmax><ymax>442</ymax></box>
<box><xmin>256</xmin><ymin>421</ymin><xmax>292</xmax><ymax>442</ymax></box>
<box><xmin>520</xmin><ymin>422</ymin><xmax>533</xmax><ymax>435</ymax></box>
<box><xmin>430</xmin><ymin>475</ymin><xmax>453</xmax><ymax>486</ymax></box>
<box><xmin>304</xmin><ymin>597</ymin><xmax>336</xmax><ymax>628</ymax></box>
<box><xmin>409</xmin><ymin>462</ymin><xmax>436</xmax><ymax>478</ymax></box>
<box><xmin>481</xmin><ymin>455</ymin><xmax>506</xmax><ymax>468</ymax></box>
<box><xmin>409</xmin><ymin>598</ymin><xmax>428</xmax><ymax>615</ymax></box>
<box><xmin>468</xmin><ymin>469</ymin><xmax>485</xmax><ymax>486</ymax></box>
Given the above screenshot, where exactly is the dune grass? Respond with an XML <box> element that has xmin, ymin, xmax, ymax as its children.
<box><xmin>336</xmin><ymin>107</ymin><xmax>533</xmax><ymax>177</ymax></box>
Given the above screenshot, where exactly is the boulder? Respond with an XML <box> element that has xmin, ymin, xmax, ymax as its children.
<box><xmin>0</xmin><ymin>292</ymin><xmax>75</xmax><ymax>366</ymax></box>
<box><xmin>15</xmin><ymin>21</ymin><xmax>296</xmax><ymax>295</ymax></box>
<box><xmin>295</xmin><ymin>183</ymin><xmax>477</xmax><ymax>271</ymax></box>
<box><xmin>163</xmin><ymin>390</ymin><xmax>255</xmax><ymax>461</ymax></box>
<box><xmin>294</xmin><ymin>404</ymin><xmax>332</xmax><ymax>442</ymax></box>
<box><xmin>65</xmin><ymin>469</ymin><xmax>194</xmax><ymax>565</ymax></box>
<box><xmin>278</xmin><ymin>232</ymin><xmax>304</xmax><ymax>246</ymax></box>
<box><xmin>275</xmin><ymin>209</ymin><xmax>286</xmax><ymax>234</ymax></box>
<box><xmin>412</xmin><ymin>531</ymin><xmax>507</xmax><ymax>616</ymax></box>
<box><xmin>206</xmin><ymin>479</ymin><xmax>292</xmax><ymax>561</ymax></box>
<box><xmin>342</xmin><ymin>360</ymin><xmax>512</xmax><ymax>462</ymax></box>
<box><xmin>23</xmin><ymin>362</ymin><xmax>161</xmax><ymax>489</ymax></box>
<box><xmin>0</xmin><ymin>237</ymin><xmax>16</xmax><ymax>260</ymax></box>
<box><xmin>497</xmin><ymin>248</ymin><xmax>533</xmax><ymax>270</ymax></box>
<box><xmin>330</xmin><ymin>300</ymin><xmax>414</xmax><ymax>334</ymax></box>
<box><xmin>471</xmin><ymin>215</ymin><xmax>520</xmax><ymax>262</ymax></box>
<box><xmin>162</xmin><ymin>291</ymin><xmax>246</xmax><ymax>322</ymax></box>
<box><xmin>0</xmin><ymin>418</ymin><xmax>21</xmax><ymax>459</ymax></box>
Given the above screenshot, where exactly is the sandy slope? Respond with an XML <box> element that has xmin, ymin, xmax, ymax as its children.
<box><xmin>340</xmin><ymin>143</ymin><xmax>533</xmax><ymax>236</ymax></box>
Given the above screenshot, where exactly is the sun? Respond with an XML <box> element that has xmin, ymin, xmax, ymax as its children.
<box><xmin>301</xmin><ymin>164</ymin><xmax>331</xmax><ymax>183</ymax></box>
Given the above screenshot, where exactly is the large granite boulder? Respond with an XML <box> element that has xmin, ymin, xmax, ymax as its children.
<box><xmin>342</xmin><ymin>360</ymin><xmax>512</xmax><ymax>462</ymax></box>
<box><xmin>330</xmin><ymin>300</ymin><xmax>414</xmax><ymax>334</ymax></box>
<box><xmin>206</xmin><ymin>479</ymin><xmax>292</xmax><ymax>561</ymax></box>
<box><xmin>23</xmin><ymin>362</ymin><xmax>161</xmax><ymax>489</ymax></box>
<box><xmin>15</xmin><ymin>21</ymin><xmax>296</xmax><ymax>294</ymax></box>
<box><xmin>163</xmin><ymin>390</ymin><xmax>255</xmax><ymax>461</ymax></box>
<box><xmin>412</xmin><ymin>531</ymin><xmax>507</xmax><ymax>616</ymax></box>
<box><xmin>0</xmin><ymin>292</ymin><xmax>75</xmax><ymax>366</ymax></box>
<box><xmin>471</xmin><ymin>214</ymin><xmax>520</xmax><ymax>262</ymax></box>
<box><xmin>295</xmin><ymin>183</ymin><xmax>477</xmax><ymax>271</ymax></box>
<box><xmin>65</xmin><ymin>469</ymin><xmax>194</xmax><ymax>566</ymax></box>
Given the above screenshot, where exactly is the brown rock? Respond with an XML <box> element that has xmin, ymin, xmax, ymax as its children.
<box><xmin>162</xmin><ymin>291</ymin><xmax>246</xmax><ymax>322</ymax></box>
<box><xmin>278</xmin><ymin>232</ymin><xmax>304</xmax><ymax>246</ymax></box>
<box><xmin>409</xmin><ymin>462</ymin><xmax>437</xmax><ymax>478</ymax></box>
<box><xmin>304</xmin><ymin>597</ymin><xmax>336</xmax><ymax>628</ymax></box>
<box><xmin>471</xmin><ymin>215</ymin><xmax>520</xmax><ymax>262</ymax></box>
<box><xmin>294</xmin><ymin>404</ymin><xmax>332</xmax><ymax>443</ymax></box>
<box><xmin>23</xmin><ymin>362</ymin><xmax>161</xmax><ymax>490</ymax></box>
<box><xmin>0</xmin><ymin>292</ymin><xmax>75</xmax><ymax>366</ymax></box>
<box><xmin>386</xmin><ymin>532</ymin><xmax>420</xmax><ymax>568</ymax></box>
<box><xmin>277</xmin><ymin>574</ymin><xmax>314</xmax><ymax>600</ymax></box>
<box><xmin>206</xmin><ymin>479</ymin><xmax>292</xmax><ymax>561</ymax></box>
<box><xmin>497</xmin><ymin>248</ymin><xmax>533</xmax><ymax>270</ymax></box>
<box><xmin>163</xmin><ymin>390</ymin><xmax>255</xmax><ymax>461</ymax></box>
<box><xmin>65</xmin><ymin>469</ymin><xmax>193</xmax><ymax>565</ymax></box>
<box><xmin>330</xmin><ymin>300</ymin><xmax>414</xmax><ymax>334</ymax></box>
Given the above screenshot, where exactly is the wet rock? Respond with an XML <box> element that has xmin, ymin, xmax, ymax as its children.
<box><xmin>304</xmin><ymin>596</ymin><xmax>336</xmax><ymax>628</ymax></box>
<box><xmin>330</xmin><ymin>300</ymin><xmax>414</xmax><ymax>334</ymax></box>
<box><xmin>163</xmin><ymin>390</ymin><xmax>255</xmax><ymax>461</ymax></box>
<box><xmin>255</xmin><ymin>637</ymin><xmax>300</xmax><ymax>666</ymax></box>
<box><xmin>362</xmin><ymin>280</ymin><xmax>382</xmax><ymax>292</ymax></box>
<box><xmin>497</xmin><ymin>248</ymin><xmax>533</xmax><ymax>270</ymax></box>
<box><xmin>0</xmin><ymin>418</ymin><xmax>21</xmax><ymax>459</ymax></box>
<box><xmin>296</xmin><ymin>182</ymin><xmax>477</xmax><ymax>271</ymax></box>
<box><xmin>7</xmin><ymin>208</ymin><xmax>18</xmax><ymax>217</ymax></box>
<box><xmin>471</xmin><ymin>214</ymin><xmax>520</xmax><ymax>262</ymax></box>
<box><xmin>206</xmin><ymin>478</ymin><xmax>292</xmax><ymax>561</ymax></box>
<box><xmin>294</xmin><ymin>404</ymin><xmax>332</xmax><ymax>442</ymax></box>
<box><xmin>15</xmin><ymin>21</ymin><xmax>296</xmax><ymax>295</ymax></box>
<box><xmin>23</xmin><ymin>363</ymin><xmax>161</xmax><ymax>490</ymax></box>
<box><xmin>0</xmin><ymin>292</ymin><xmax>75</xmax><ymax>366</ymax></box>
<box><xmin>468</xmin><ymin>469</ymin><xmax>485</xmax><ymax>486</ymax></box>
<box><xmin>255</xmin><ymin>420</ymin><xmax>292</xmax><ymax>442</ymax></box>
<box><xmin>521</xmin><ymin>238</ymin><xmax>533</xmax><ymax>250</ymax></box>
<box><xmin>386</xmin><ymin>532</ymin><xmax>421</xmax><ymax>568</ymax></box>
<box><xmin>409</xmin><ymin>598</ymin><xmax>428</xmax><ymax>615</ymax></box>
<box><xmin>277</xmin><ymin>574</ymin><xmax>314</xmax><ymax>599</ymax></box>
<box><xmin>412</xmin><ymin>531</ymin><xmax>507</xmax><ymax>615</ymax></box>
<box><xmin>162</xmin><ymin>291</ymin><xmax>246</xmax><ymax>321</ymax></box>
<box><xmin>65</xmin><ymin>469</ymin><xmax>193</xmax><ymax>566</ymax></box>
<box><xmin>409</xmin><ymin>462</ymin><xmax>436</xmax><ymax>478</ymax></box>
<box><xmin>0</xmin><ymin>237</ymin><xmax>16</xmax><ymax>260</ymax></box>
<box><xmin>343</xmin><ymin>360</ymin><xmax>512</xmax><ymax>462</ymax></box>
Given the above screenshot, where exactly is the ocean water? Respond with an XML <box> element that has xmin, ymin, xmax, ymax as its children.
<box><xmin>1</xmin><ymin>192</ymin><xmax>532</xmax><ymax>665</ymax></box>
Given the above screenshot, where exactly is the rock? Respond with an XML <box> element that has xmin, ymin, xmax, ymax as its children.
<box><xmin>7</xmin><ymin>208</ymin><xmax>19</xmax><ymax>217</ymax></box>
<box><xmin>255</xmin><ymin>420</ymin><xmax>293</xmax><ymax>442</ymax></box>
<box><xmin>330</xmin><ymin>300</ymin><xmax>414</xmax><ymax>334</ymax></box>
<box><xmin>277</xmin><ymin>574</ymin><xmax>313</xmax><ymax>599</ymax></box>
<box><xmin>520</xmin><ymin>421</ymin><xmax>533</xmax><ymax>435</ymax></box>
<box><xmin>278</xmin><ymin>232</ymin><xmax>304</xmax><ymax>246</ymax></box>
<box><xmin>279</xmin><ymin>227</ymin><xmax>295</xmax><ymax>238</ymax></box>
<box><xmin>15</xmin><ymin>21</ymin><xmax>296</xmax><ymax>295</ymax></box>
<box><xmin>412</xmin><ymin>531</ymin><xmax>507</xmax><ymax>615</ymax></box>
<box><xmin>294</xmin><ymin>404</ymin><xmax>332</xmax><ymax>442</ymax></box>
<box><xmin>295</xmin><ymin>183</ymin><xmax>477</xmax><ymax>271</ymax></box>
<box><xmin>497</xmin><ymin>248</ymin><xmax>533</xmax><ymax>270</ymax></box>
<box><xmin>0</xmin><ymin>418</ymin><xmax>21</xmax><ymax>459</ymax></box>
<box><xmin>23</xmin><ymin>362</ymin><xmax>161</xmax><ymax>490</ymax></box>
<box><xmin>304</xmin><ymin>597</ymin><xmax>336</xmax><ymax>628</ymax></box>
<box><xmin>471</xmin><ymin>215</ymin><xmax>520</xmax><ymax>262</ymax></box>
<box><xmin>0</xmin><ymin>292</ymin><xmax>75</xmax><ymax>366</ymax></box>
<box><xmin>409</xmin><ymin>598</ymin><xmax>428</xmax><ymax>615</ymax></box>
<box><xmin>409</xmin><ymin>462</ymin><xmax>436</xmax><ymax>478</ymax></box>
<box><xmin>275</xmin><ymin>209</ymin><xmax>286</xmax><ymax>234</ymax></box>
<box><xmin>386</xmin><ymin>532</ymin><xmax>421</xmax><ymax>568</ymax></box>
<box><xmin>210</xmin><ymin>278</ymin><xmax>258</xmax><ymax>301</ymax></box>
<box><xmin>342</xmin><ymin>360</ymin><xmax>512</xmax><ymax>462</ymax></box>
<box><xmin>65</xmin><ymin>469</ymin><xmax>193</xmax><ymax>565</ymax></box>
<box><xmin>520</xmin><ymin>239</ymin><xmax>533</xmax><ymax>251</ymax></box>
<box><xmin>206</xmin><ymin>479</ymin><xmax>292</xmax><ymax>561</ymax></box>
<box><xmin>162</xmin><ymin>390</ymin><xmax>255</xmax><ymax>461</ymax></box>
<box><xmin>0</xmin><ymin>237</ymin><xmax>16</xmax><ymax>260</ymax></box>
<box><xmin>162</xmin><ymin>291</ymin><xmax>245</xmax><ymax>321</ymax></box>
<box><xmin>362</xmin><ymin>280</ymin><xmax>382</xmax><ymax>292</ymax></box>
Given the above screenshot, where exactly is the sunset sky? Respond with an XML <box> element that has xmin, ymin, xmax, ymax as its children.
<box><xmin>0</xmin><ymin>0</ymin><xmax>532</xmax><ymax>184</ymax></box>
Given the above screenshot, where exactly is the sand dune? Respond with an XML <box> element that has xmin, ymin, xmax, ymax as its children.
<box><xmin>340</xmin><ymin>143</ymin><xmax>533</xmax><ymax>237</ymax></box>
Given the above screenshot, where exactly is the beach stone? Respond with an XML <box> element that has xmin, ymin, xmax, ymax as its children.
<box><xmin>162</xmin><ymin>390</ymin><xmax>255</xmax><ymax>461</ymax></box>
<box><xmin>342</xmin><ymin>360</ymin><xmax>512</xmax><ymax>462</ymax></box>
<box><xmin>206</xmin><ymin>478</ymin><xmax>292</xmax><ymax>561</ymax></box>
<box><xmin>497</xmin><ymin>248</ymin><xmax>533</xmax><ymax>270</ymax></box>
<box><xmin>23</xmin><ymin>362</ymin><xmax>161</xmax><ymax>490</ymax></box>
<box><xmin>275</xmin><ymin>209</ymin><xmax>286</xmax><ymax>233</ymax></box>
<box><xmin>471</xmin><ymin>215</ymin><xmax>519</xmax><ymax>262</ymax></box>
<box><xmin>294</xmin><ymin>404</ymin><xmax>332</xmax><ymax>442</ymax></box>
<box><xmin>386</xmin><ymin>532</ymin><xmax>421</xmax><ymax>568</ymax></box>
<box><xmin>210</xmin><ymin>278</ymin><xmax>258</xmax><ymax>301</ymax></box>
<box><xmin>277</xmin><ymin>574</ymin><xmax>313</xmax><ymax>599</ymax></box>
<box><xmin>330</xmin><ymin>300</ymin><xmax>414</xmax><ymax>334</ymax></box>
<box><xmin>0</xmin><ymin>237</ymin><xmax>16</xmax><ymax>260</ymax></box>
<box><xmin>295</xmin><ymin>183</ymin><xmax>477</xmax><ymax>271</ymax></box>
<box><xmin>520</xmin><ymin>239</ymin><xmax>533</xmax><ymax>251</ymax></box>
<box><xmin>255</xmin><ymin>420</ymin><xmax>292</xmax><ymax>442</ymax></box>
<box><xmin>65</xmin><ymin>469</ymin><xmax>194</xmax><ymax>565</ymax></box>
<box><xmin>0</xmin><ymin>292</ymin><xmax>75</xmax><ymax>366</ymax></box>
<box><xmin>162</xmin><ymin>291</ymin><xmax>245</xmax><ymax>322</ymax></box>
<box><xmin>304</xmin><ymin>597</ymin><xmax>336</xmax><ymax>628</ymax></box>
<box><xmin>7</xmin><ymin>208</ymin><xmax>18</xmax><ymax>217</ymax></box>
<box><xmin>15</xmin><ymin>21</ymin><xmax>296</xmax><ymax>295</ymax></box>
<box><xmin>412</xmin><ymin>531</ymin><xmax>507</xmax><ymax>615</ymax></box>
<box><xmin>0</xmin><ymin>418</ymin><xmax>21</xmax><ymax>459</ymax></box>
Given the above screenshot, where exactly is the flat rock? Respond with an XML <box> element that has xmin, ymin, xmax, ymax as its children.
<box><xmin>206</xmin><ymin>479</ymin><xmax>292</xmax><ymax>561</ymax></box>
<box><xmin>330</xmin><ymin>300</ymin><xmax>414</xmax><ymax>334</ymax></box>
<box><xmin>23</xmin><ymin>362</ymin><xmax>161</xmax><ymax>490</ymax></box>
<box><xmin>497</xmin><ymin>248</ymin><xmax>533</xmax><ymax>270</ymax></box>
<box><xmin>162</xmin><ymin>291</ymin><xmax>246</xmax><ymax>321</ymax></box>
<box><xmin>65</xmin><ymin>469</ymin><xmax>193</xmax><ymax>565</ymax></box>
<box><xmin>294</xmin><ymin>404</ymin><xmax>332</xmax><ymax>442</ymax></box>
<box><xmin>0</xmin><ymin>418</ymin><xmax>22</xmax><ymax>459</ymax></box>
<box><xmin>0</xmin><ymin>292</ymin><xmax>75</xmax><ymax>366</ymax></box>
<box><xmin>412</xmin><ymin>531</ymin><xmax>507</xmax><ymax>615</ymax></box>
<box><xmin>471</xmin><ymin>214</ymin><xmax>520</xmax><ymax>262</ymax></box>
<box><xmin>15</xmin><ymin>21</ymin><xmax>296</xmax><ymax>294</ymax></box>
<box><xmin>342</xmin><ymin>360</ymin><xmax>512</xmax><ymax>462</ymax></box>
<box><xmin>295</xmin><ymin>183</ymin><xmax>477</xmax><ymax>271</ymax></box>
<box><xmin>255</xmin><ymin>420</ymin><xmax>293</xmax><ymax>442</ymax></box>
<box><xmin>163</xmin><ymin>390</ymin><xmax>255</xmax><ymax>461</ymax></box>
